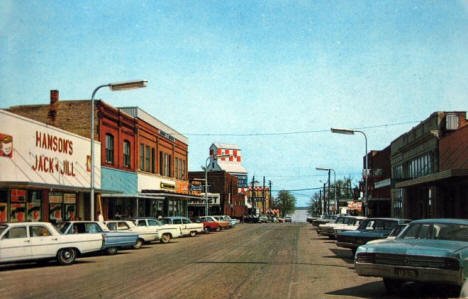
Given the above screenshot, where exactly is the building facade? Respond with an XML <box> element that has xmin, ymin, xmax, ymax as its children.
<box><xmin>188</xmin><ymin>171</ymin><xmax>244</xmax><ymax>218</ymax></box>
<box><xmin>391</xmin><ymin>111</ymin><xmax>468</xmax><ymax>219</ymax></box>
<box><xmin>0</xmin><ymin>109</ymin><xmax>101</xmax><ymax>222</ymax></box>
<box><xmin>365</xmin><ymin>146</ymin><xmax>392</xmax><ymax>217</ymax></box>
<box><xmin>7</xmin><ymin>90</ymin><xmax>194</xmax><ymax>220</ymax></box>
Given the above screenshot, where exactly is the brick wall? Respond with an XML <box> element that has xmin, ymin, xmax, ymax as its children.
<box><xmin>440</xmin><ymin>124</ymin><xmax>468</xmax><ymax>171</ymax></box>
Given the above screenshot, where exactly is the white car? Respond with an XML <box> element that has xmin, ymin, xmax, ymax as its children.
<box><xmin>132</xmin><ymin>218</ymin><xmax>182</xmax><ymax>243</ymax></box>
<box><xmin>105</xmin><ymin>220</ymin><xmax>159</xmax><ymax>248</ymax></box>
<box><xmin>0</xmin><ymin>222</ymin><xmax>103</xmax><ymax>265</ymax></box>
<box><xmin>161</xmin><ymin>216</ymin><xmax>204</xmax><ymax>237</ymax></box>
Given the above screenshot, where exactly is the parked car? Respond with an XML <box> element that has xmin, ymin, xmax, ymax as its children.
<box><xmin>285</xmin><ymin>216</ymin><xmax>292</xmax><ymax>223</ymax></box>
<box><xmin>333</xmin><ymin>216</ymin><xmax>367</xmax><ymax>239</ymax></box>
<box><xmin>161</xmin><ymin>216</ymin><xmax>204</xmax><ymax>237</ymax></box>
<box><xmin>258</xmin><ymin>215</ymin><xmax>269</xmax><ymax>223</ymax></box>
<box><xmin>336</xmin><ymin>218</ymin><xmax>411</xmax><ymax>254</ymax></box>
<box><xmin>317</xmin><ymin>216</ymin><xmax>349</xmax><ymax>237</ymax></box>
<box><xmin>0</xmin><ymin>222</ymin><xmax>103</xmax><ymax>265</ymax></box>
<box><xmin>132</xmin><ymin>218</ymin><xmax>182</xmax><ymax>243</ymax></box>
<box><xmin>105</xmin><ymin>220</ymin><xmax>158</xmax><ymax>249</ymax></box>
<box><xmin>311</xmin><ymin>215</ymin><xmax>336</xmax><ymax>227</ymax></box>
<box><xmin>365</xmin><ymin>223</ymin><xmax>409</xmax><ymax>245</ymax></box>
<box><xmin>213</xmin><ymin>215</ymin><xmax>238</xmax><ymax>227</ymax></box>
<box><xmin>194</xmin><ymin>217</ymin><xmax>221</xmax><ymax>232</ymax></box>
<box><xmin>355</xmin><ymin>219</ymin><xmax>468</xmax><ymax>294</ymax></box>
<box><xmin>199</xmin><ymin>216</ymin><xmax>230</xmax><ymax>229</ymax></box>
<box><xmin>57</xmin><ymin>221</ymin><xmax>138</xmax><ymax>255</ymax></box>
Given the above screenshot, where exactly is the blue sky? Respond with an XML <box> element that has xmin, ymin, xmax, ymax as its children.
<box><xmin>1</xmin><ymin>1</ymin><xmax>468</xmax><ymax>206</ymax></box>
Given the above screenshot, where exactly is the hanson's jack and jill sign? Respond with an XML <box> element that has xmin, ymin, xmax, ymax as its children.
<box><xmin>0</xmin><ymin>110</ymin><xmax>101</xmax><ymax>188</ymax></box>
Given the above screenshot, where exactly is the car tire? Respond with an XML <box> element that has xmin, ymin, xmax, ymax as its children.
<box><xmin>215</xmin><ymin>226</ymin><xmax>221</xmax><ymax>232</ymax></box>
<box><xmin>57</xmin><ymin>248</ymin><xmax>77</xmax><ymax>265</ymax></box>
<box><xmin>133</xmin><ymin>239</ymin><xmax>143</xmax><ymax>249</ymax></box>
<box><xmin>204</xmin><ymin>227</ymin><xmax>210</xmax><ymax>233</ymax></box>
<box><xmin>190</xmin><ymin>231</ymin><xmax>197</xmax><ymax>237</ymax></box>
<box><xmin>383</xmin><ymin>278</ymin><xmax>402</xmax><ymax>294</ymax></box>
<box><xmin>106</xmin><ymin>247</ymin><xmax>118</xmax><ymax>255</ymax></box>
<box><xmin>160</xmin><ymin>234</ymin><xmax>171</xmax><ymax>244</ymax></box>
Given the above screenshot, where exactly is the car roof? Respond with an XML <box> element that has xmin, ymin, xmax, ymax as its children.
<box><xmin>410</xmin><ymin>218</ymin><xmax>468</xmax><ymax>225</ymax></box>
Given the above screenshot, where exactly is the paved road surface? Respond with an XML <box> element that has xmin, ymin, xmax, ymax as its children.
<box><xmin>0</xmin><ymin>223</ymin><xmax>459</xmax><ymax>298</ymax></box>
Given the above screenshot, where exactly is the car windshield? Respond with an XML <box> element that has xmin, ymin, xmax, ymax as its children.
<box><xmin>0</xmin><ymin>224</ymin><xmax>8</xmax><ymax>235</ymax></box>
<box><xmin>56</xmin><ymin>222</ymin><xmax>70</xmax><ymax>234</ymax></box>
<box><xmin>400</xmin><ymin>223</ymin><xmax>468</xmax><ymax>242</ymax></box>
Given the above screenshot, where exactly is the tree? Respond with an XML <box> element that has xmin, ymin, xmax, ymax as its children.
<box><xmin>308</xmin><ymin>193</ymin><xmax>321</xmax><ymax>216</ymax></box>
<box><xmin>272</xmin><ymin>190</ymin><xmax>296</xmax><ymax>217</ymax></box>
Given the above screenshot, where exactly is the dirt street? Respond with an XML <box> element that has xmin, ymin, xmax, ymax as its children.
<box><xmin>0</xmin><ymin>223</ymin><xmax>458</xmax><ymax>298</ymax></box>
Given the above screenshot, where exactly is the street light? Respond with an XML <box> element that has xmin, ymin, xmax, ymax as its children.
<box><xmin>331</xmin><ymin>128</ymin><xmax>368</xmax><ymax>216</ymax></box>
<box><xmin>203</xmin><ymin>154</ymin><xmax>229</xmax><ymax>216</ymax></box>
<box><xmin>316</xmin><ymin>167</ymin><xmax>337</xmax><ymax>215</ymax></box>
<box><xmin>90</xmin><ymin>80</ymin><xmax>147</xmax><ymax>220</ymax></box>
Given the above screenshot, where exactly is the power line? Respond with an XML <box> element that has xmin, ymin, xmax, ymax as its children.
<box><xmin>184</xmin><ymin>120</ymin><xmax>419</xmax><ymax>137</ymax></box>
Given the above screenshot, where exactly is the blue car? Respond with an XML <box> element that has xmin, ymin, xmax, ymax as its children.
<box><xmin>336</xmin><ymin>218</ymin><xmax>411</xmax><ymax>254</ymax></box>
<box><xmin>57</xmin><ymin>221</ymin><xmax>138</xmax><ymax>255</ymax></box>
<box><xmin>355</xmin><ymin>218</ymin><xmax>468</xmax><ymax>294</ymax></box>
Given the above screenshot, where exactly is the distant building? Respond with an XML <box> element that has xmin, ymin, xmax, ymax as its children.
<box><xmin>205</xmin><ymin>143</ymin><xmax>270</xmax><ymax>214</ymax></box>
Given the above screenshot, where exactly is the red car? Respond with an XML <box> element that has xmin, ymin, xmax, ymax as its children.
<box><xmin>195</xmin><ymin>218</ymin><xmax>221</xmax><ymax>232</ymax></box>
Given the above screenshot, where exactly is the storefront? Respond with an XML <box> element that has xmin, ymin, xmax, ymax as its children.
<box><xmin>0</xmin><ymin>110</ymin><xmax>101</xmax><ymax>222</ymax></box>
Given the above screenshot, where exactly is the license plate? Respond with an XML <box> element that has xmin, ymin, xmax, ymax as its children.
<box><xmin>394</xmin><ymin>268</ymin><xmax>418</xmax><ymax>279</ymax></box>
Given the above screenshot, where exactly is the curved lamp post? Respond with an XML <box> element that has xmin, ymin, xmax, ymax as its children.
<box><xmin>331</xmin><ymin>128</ymin><xmax>368</xmax><ymax>216</ymax></box>
<box><xmin>316</xmin><ymin>167</ymin><xmax>336</xmax><ymax>214</ymax></box>
<box><xmin>90</xmin><ymin>80</ymin><xmax>147</xmax><ymax>220</ymax></box>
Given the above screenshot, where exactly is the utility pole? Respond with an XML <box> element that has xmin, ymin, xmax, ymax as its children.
<box><xmin>327</xmin><ymin>169</ymin><xmax>331</xmax><ymax>215</ymax></box>
<box><xmin>268</xmin><ymin>180</ymin><xmax>272</xmax><ymax>213</ymax></box>
<box><xmin>319</xmin><ymin>189</ymin><xmax>322</xmax><ymax>215</ymax></box>
<box><xmin>251</xmin><ymin>175</ymin><xmax>256</xmax><ymax>210</ymax></box>
<box><xmin>323</xmin><ymin>183</ymin><xmax>327</xmax><ymax>215</ymax></box>
<box><xmin>262</xmin><ymin>176</ymin><xmax>266</xmax><ymax>214</ymax></box>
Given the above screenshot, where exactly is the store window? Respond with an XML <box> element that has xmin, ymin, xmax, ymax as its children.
<box><xmin>27</xmin><ymin>191</ymin><xmax>42</xmax><ymax>221</ymax></box>
<box><xmin>10</xmin><ymin>189</ymin><xmax>26</xmax><ymax>222</ymax></box>
<box><xmin>0</xmin><ymin>190</ymin><xmax>7</xmax><ymax>222</ymax></box>
<box><xmin>123</xmin><ymin>140</ymin><xmax>131</xmax><ymax>168</ymax></box>
<box><xmin>49</xmin><ymin>192</ymin><xmax>63</xmax><ymax>223</ymax></box>
<box><xmin>49</xmin><ymin>192</ymin><xmax>77</xmax><ymax>223</ymax></box>
<box><xmin>145</xmin><ymin>145</ymin><xmax>150</xmax><ymax>172</ymax></box>
<box><xmin>105</xmin><ymin>134</ymin><xmax>114</xmax><ymax>165</ymax></box>
<box><xmin>140</xmin><ymin>144</ymin><xmax>145</xmax><ymax>171</ymax></box>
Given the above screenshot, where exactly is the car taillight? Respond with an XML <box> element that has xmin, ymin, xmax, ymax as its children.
<box><xmin>444</xmin><ymin>258</ymin><xmax>460</xmax><ymax>270</ymax></box>
<box><xmin>356</xmin><ymin>253</ymin><xmax>375</xmax><ymax>264</ymax></box>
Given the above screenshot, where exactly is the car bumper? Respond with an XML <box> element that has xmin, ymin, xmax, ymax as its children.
<box><xmin>355</xmin><ymin>262</ymin><xmax>463</xmax><ymax>286</ymax></box>
<box><xmin>336</xmin><ymin>241</ymin><xmax>358</xmax><ymax>249</ymax></box>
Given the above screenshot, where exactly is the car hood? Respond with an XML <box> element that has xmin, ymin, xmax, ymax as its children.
<box><xmin>339</xmin><ymin>230</ymin><xmax>386</xmax><ymax>238</ymax></box>
<box><xmin>359</xmin><ymin>239</ymin><xmax>468</xmax><ymax>257</ymax></box>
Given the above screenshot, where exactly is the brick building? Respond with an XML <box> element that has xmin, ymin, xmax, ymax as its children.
<box><xmin>7</xmin><ymin>90</ymin><xmax>195</xmax><ymax>220</ymax></box>
<box><xmin>392</xmin><ymin>111</ymin><xmax>468</xmax><ymax>219</ymax></box>
<box><xmin>188</xmin><ymin>171</ymin><xmax>245</xmax><ymax>218</ymax></box>
<box><xmin>365</xmin><ymin>146</ymin><xmax>392</xmax><ymax>217</ymax></box>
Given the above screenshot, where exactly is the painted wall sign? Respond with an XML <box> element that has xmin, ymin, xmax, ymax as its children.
<box><xmin>0</xmin><ymin>110</ymin><xmax>101</xmax><ymax>188</ymax></box>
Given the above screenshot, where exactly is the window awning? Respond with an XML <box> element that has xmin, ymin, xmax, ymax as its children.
<box><xmin>395</xmin><ymin>169</ymin><xmax>468</xmax><ymax>188</ymax></box>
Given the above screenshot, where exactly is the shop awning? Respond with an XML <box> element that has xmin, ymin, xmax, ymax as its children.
<box><xmin>101</xmin><ymin>193</ymin><xmax>164</xmax><ymax>200</ymax></box>
<box><xmin>0</xmin><ymin>181</ymin><xmax>120</xmax><ymax>194</ymax></box>
<box><xmin>141</xmin><ymin>191</ymin><xmax>206</xmax><ymax>200</ymax></box>
<box><xmin>395</xmin><ymin>169</ymin><xmax>468</xmax><ymax>188</ymax></box>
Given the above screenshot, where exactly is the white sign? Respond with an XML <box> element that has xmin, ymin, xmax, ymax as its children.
<box><xmin>0</xmin><ymin>110</ymin><xmax>101</xmax><ymax>188</ymax></box>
